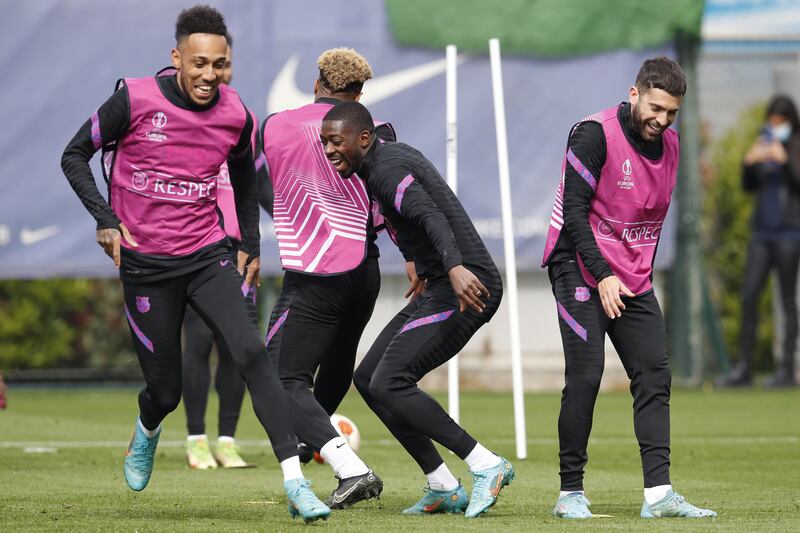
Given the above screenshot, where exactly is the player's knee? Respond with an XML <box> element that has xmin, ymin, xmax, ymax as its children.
<box><xmin>152</xmin><ymin>389</ymin><xmax>181</xmax><ymax>414</ymax></box>
<box><xmin>231</xmin><ymin>338</ymin><xmax>266</xmax><ymax>371</ymax></box>
<box><xmin>368</xmin><ymin>372</ymin><xmax>407</xmax><ymax>403</ymax></box>
<box><xmin>280</xmin><ymin>376</ymin><xmax>307</xmax><ymax>396</ymax></box>
<box><xmin>352</xmin><ymin>367</ymin><xmax>371</xmax><ymax>397</ymax></box>
<box><xmin>566</xmin><ymin>372</ymin><xmax>603</xmax><ymax>394</ymax></box>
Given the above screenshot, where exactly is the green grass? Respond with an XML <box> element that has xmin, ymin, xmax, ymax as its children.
<box><xmin>1</xmin><ymin>387</ymin><xmax>799</xmax><ymax>531</ymax></box>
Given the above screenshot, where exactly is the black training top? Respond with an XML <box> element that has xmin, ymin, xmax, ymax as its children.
<box><xmin>550</xmin><ymin>102</ymin><xmax>664</xmax><ymax>282</ymax></box>
<box><xmin>61</xmin><ymin>74</ymin><xmax>257</xmax><ymax>283</ymax></box>
<box><xmin>358</xmin><ymin>140</ymin><xmax>497</xmax><ymax>281</ymax></box>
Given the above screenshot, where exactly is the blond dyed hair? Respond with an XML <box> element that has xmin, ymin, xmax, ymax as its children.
<box><xmin>317</xmin><ymin>48</ymin><xmax>372</xmax><ymax>93</ymax></box>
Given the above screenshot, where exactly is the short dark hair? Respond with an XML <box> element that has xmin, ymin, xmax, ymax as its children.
<box><xmin>175</xmin><ymin>5</ymin><xmax>228</xmax><ymax>44</ymax></box>
<box><xmin>767</xmin><ymin>94</ymin><xmax>800</xmax><ymax>133</ymax></box>
<box><xmin>635</xmin><ymin>57</ymin><xmax>687</xmax><ymax>97</ymax></box>
<box><xmin>323</xmin><ymin>101</ymin><xmax>374</xmax><ymax>135</ymax></box>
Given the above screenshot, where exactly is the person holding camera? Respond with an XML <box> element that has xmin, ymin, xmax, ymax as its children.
<box><xmin>718</xmin><ymin>95</ymin><xmax>800</xmax><ymax>388</ymax></box>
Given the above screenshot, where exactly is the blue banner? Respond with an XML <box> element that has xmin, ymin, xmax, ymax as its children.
<box><xmin>0</xmin><ymin>0</ymin><xmax>675</xmax><ymax>277</ymax></box>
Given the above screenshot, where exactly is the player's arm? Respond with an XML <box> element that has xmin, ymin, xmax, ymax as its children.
<box><xmin>61</xmin><ymin>86</ymin><xmax>138</xmax><ymax>267</ymax></box>
<box><xmin>373</xmin><ymin>166</ymin><xmax>462</xmax><ymax>270</ymax></box>
<box><xmin>563</xmin><ymin>122</ymin><xmax>633</xmax><ymax>317</ymax></box>
<box><xmin>374</xmin><ymin>166</ymin><xmax>485</xmax><ymax>312</ymax></box>
<box><xmin>228</xmin><ymin>112</ymin><xmax>261</xmax><ymax>286</ymax></box>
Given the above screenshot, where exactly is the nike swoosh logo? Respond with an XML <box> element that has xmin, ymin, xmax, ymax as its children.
<box><xmin>267</xmin><ymin>54</ymin><xmax>468</xmax><ymax>114</ymax></box>
<box><xmin>423</xmin><ymin>498</ymin><xmax>444</xmax><ymax>512</ymax></box>
<box><xmin>332</xmin><ymin>480</ymin><xmax>363</xmax><ymax>504</ymax></box>
<box><xmin>336</xmin><ymin>443</ymin><xmax>345</xmax><ymax>449</ymax></box>
<box><xmin>20</xmin><ymin>225</ymin><xmax>60</xmax><ymax>245</ymax></box>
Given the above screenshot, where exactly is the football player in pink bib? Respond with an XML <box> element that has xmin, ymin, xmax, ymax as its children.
<box><xmin>542</xmin><ymin>57</ymin><xmax>716</xmax><ymax>520</ymax></box>
<box><xmin>61</xmin><ymin>5</ymin><xmax>328</xmax><ymax>523</ymax></box>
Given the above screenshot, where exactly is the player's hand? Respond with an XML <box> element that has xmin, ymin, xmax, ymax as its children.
<box><xmin>744</xmin><ymin>140</ymin><xmax>769</xmax><ymax>165</ymax></box>
<box><xmin>96</xmin><ymin>223</ymin><xmax>138</xmax><ymax>268</ymax></box>
<box><xmin>597</xmin><ymin>275</ymin><xmax>635</xmax><ymax>318</ymax></box>
<box><xmin>448</xmin><ymin>264</ymin><xmax>489</xmax><ymax>313</ymax></box>
<box><xmin>404</xmin><ymin>261</ymin><xmax>425</xmax><ymax>301</ymax></box>
<box><xmin>766</xmin><ymin>140</ymin><xmax>788</xmax><ymax>164</ymax></box>
<box><xmin>237</xmin><ymin>250</ymin><xmax>261</xmax><ymax>288</ymax></box>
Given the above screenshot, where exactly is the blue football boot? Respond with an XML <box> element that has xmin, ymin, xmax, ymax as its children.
<box><xmin>553</xmin><ymin>491</ymin><xmax>592</xmax><ymax>519</ymax></box>
<box><xmin>285</xmin><ymin>478</ymin><xmax>331</xmax><ymax>523</ymax></box>
<box><xmin>402</xmin><ymin>484</ymin><xmax>469</xmax><ymax>515</ymax></box>
<box><xmin>123</xmin><ymin>418</ymin><xmax>161</xmax><ymax>491</ymax></box>
<box><xmin>464</xmin><ymin>457</ymin><xmax>515</xmax><ymax>518</ymax></box>
<box><xmin>641</xmin><ymin>490</ymin><xmax>717</xmax><ymax>518</ymax></box>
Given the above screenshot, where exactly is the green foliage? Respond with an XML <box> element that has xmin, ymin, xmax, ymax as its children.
<box><xmin>0</xmin><ymin>280</ymin><xmax>89</xmax><ymax>368</ymax></box>
<box><xmin>702</xmin><ymin>104</ymin><xmax>775</xmax><ymax>370</ymax></box>
<box><xmin>0</xmin><ymin>279</ymin><xmax>133</xmax><ymax>370</ymax></box>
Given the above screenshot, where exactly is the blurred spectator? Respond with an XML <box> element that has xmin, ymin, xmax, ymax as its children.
<box><xmin>717</xmin><ymin>95</ymin><xmax>800</xmax><ymax>388</ymax></box>
<box><xmin>0</xmin><ymin>374</ymin><xmax>6</xmax><ymax>409</ymax></box>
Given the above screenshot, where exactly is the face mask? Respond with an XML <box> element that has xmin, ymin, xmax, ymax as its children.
<box><xmin>770</xmin><ymin>122</ymin><xmax>792</xmax><ymax>142</ymax></box>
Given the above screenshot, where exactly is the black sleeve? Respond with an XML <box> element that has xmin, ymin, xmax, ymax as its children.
<box><xmin>784</xmin><ymin>138</ymin><xmax>800</xmax><ymax>192</ymax></box>
<box><xmin>375</xmin><ymin>123</ymin><xmax>397</xmax><ymax>143</ymax></box>
<box><xmin>256</xmin><ymin>115</ymin><xmax>274</xmax><ymax>217</ymax></box>
<box><xmin>741</xmin><ymin>163</ymin><xmax>760</xmax><ymax>192</ymax></box>
<box><xmin>228</xmin><ymin>112</ymin><xmax>260</xmax><ymax>257</ymax></box>
<box><xmin>562</xmin><ymin>121</ymin><xmax>614</xmax><ymax>282</ymax></box>
<box><xmin>60</xmin><ymin>86</ymin><xmax>130</xmax><ymax>230</ymax></box>
<box><xmin>372</xmin><ymin>165</ymin><xmax>463</xmax><ymax>271</ymax></box>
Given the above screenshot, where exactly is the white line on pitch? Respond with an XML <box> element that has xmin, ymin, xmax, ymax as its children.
<box><xmin>0</xmin><ymin>436</ymin><xmax>797</xmax><ymax>449</ymax></box>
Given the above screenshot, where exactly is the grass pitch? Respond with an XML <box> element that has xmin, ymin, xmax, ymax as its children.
<box><xmin>1</xmin><ymin>387</ymin><xmax>798</xmax><ymax>531</ymax></box>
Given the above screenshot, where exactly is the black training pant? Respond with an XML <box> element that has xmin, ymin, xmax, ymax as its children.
<box><xmin>740</xmin><ymin>239</ymin><xmax>800</xmax><ymax>371</ymax></box>
<box><xmin>182</xmin><ymin>300</ymin><xmax>247</xmax><ymax>437</ymax></box>
<box><xmin>353</xmin><ymin>271</ymin><xmax>502</xmax><ymax>474</ymax></box>
<box><xmin>265</xmin><ymin>257</ymin><xmax>380</xmax><ymax>451</ymax></box>
<box><xmin>122</xmin><ymin>260</ymin><xmax>297</xmax><ymax>461</ymax></box>
<box><xmin>550</xmin><ymin>261</ymin><xmax>671</xmax><ymax>490</ymax></box>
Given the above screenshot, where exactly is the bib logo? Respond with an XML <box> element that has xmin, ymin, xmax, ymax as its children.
<box><xmin>597</xmin><ymin>219</ymin><xmax>615</xmax><ymax>237</ymax></box>
<box><xmin>622</xmin><ymin>158</ymin><xmax>632</xmax><ymax>176</ymax></box>
<box><xmin>575</xmin><ymin>287</ymin><xmax>590</xmax><ymax>302</ymax></box>
<box><xmin>132</xmin><ymin>171</ymin><xmax>149</xmax><ymax>191</ymax></box>
<box><xmin>146</xmin><ymin>112</ymin><xmax>168</xmax><ymax>142</ymax></box>
<box><xmin>617</xmin><ymin>158</ymin><xmax>634</xmax><ymax>190</ymax></box>
<box><xmin>152</xmin><ymin>112</ymin><xmax>168</xmax><ymax>129</ymax></box>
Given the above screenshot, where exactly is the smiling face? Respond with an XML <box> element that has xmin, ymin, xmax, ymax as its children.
<box><xmin>629</xmin><ymin>86</ymin><xmax>683</xmax><ymax>141</ymax></box>
<box><xmin>319</xmin><ymin>119</ymin><xmax>373</xmax><ymax>178</ymax></box>
<box><xmin>171</xmin><ymin>33</ymin><xmax>228</xmax><ymax>105</ymax></box>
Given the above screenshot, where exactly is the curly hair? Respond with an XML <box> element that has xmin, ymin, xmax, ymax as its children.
<box><xmin>317</xmin><ymin>48</ymin><xmax>373</xmax><ymax>94</ymax></box>
<box><xmin>175</xmin><ymin>5</ymin><xmax>228</xmax><ymax>44</ymax></box>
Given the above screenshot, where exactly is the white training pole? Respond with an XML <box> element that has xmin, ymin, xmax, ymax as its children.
<box><xmin>445</xmin><ymin>44</ymin><xmax>460</xmax><ymax>424</ymax></box>
<box><xmin>489</xmin><ymin>38</ymin><xmax>527</xmax><ymax>460</ymax></box>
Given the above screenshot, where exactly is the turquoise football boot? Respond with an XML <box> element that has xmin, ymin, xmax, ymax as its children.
<box><xmin>123</xmin><ymin>418</ymin><xmax>161</xmax><ymax>491</ymax></box>
<box><xmin>285</xmin><ymin>478</ymin><xmax>331</xmax><ymax>523</ymax></box>
<box><xmin>464</xmin><ymin>457</ymin><xmax>515</xmax><ymax>518</ymax></box>
<box><xmin>402</xmin><ymin>484</ymin><xmax>469</xmax><ymax>515</ymax></box>
<box><xmin>641</xmin><ymin>490</ymin><xmax>717</xmax><ymax>518</ymax></box>
<box><xmin>553</xmin><ymin>492</ymin><xmax>592</xmax><ymax>519</ymax></box>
